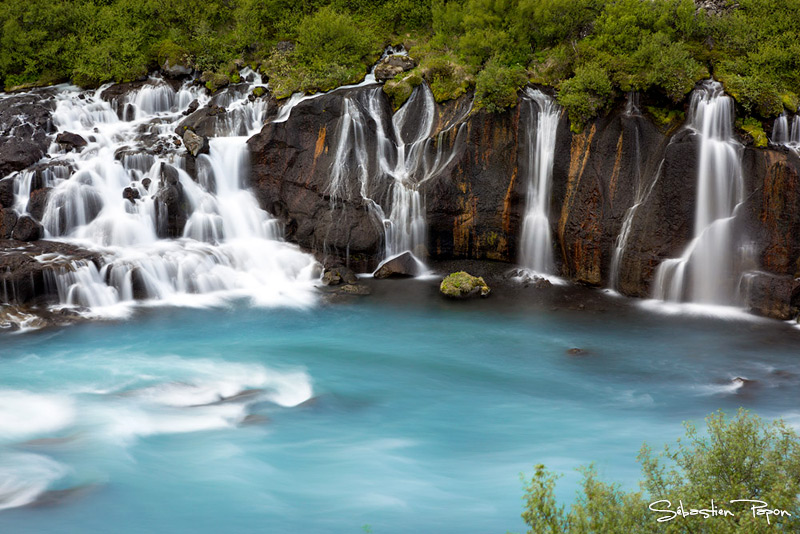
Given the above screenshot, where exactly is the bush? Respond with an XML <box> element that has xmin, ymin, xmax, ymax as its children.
<box><xmin>557</xmin><ymin>63</ymin><xmax>613</xmax><ymax>131</ymax></box>
<box><xmin>474</xmin><ymin>62</ymin><xmax>527</xmax><ymax>113</ymax></box>
<box><xmin>522</xmin><ymin>409</ymin><xmax>800</xmax><ymax>533</ymax></box>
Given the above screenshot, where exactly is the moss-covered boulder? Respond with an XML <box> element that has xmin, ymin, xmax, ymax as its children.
<box><xmin>440</xmin><ymin>272</ymin><xmax>490</xmax><ymax>299</ymax></box>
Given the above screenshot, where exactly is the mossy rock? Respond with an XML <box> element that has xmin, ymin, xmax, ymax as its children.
<box><xmin>440</xmin><ymin>272</ymin><xmax>491</xmax><ymax>299</ymax></box>
<box><xmin>736</xmin><ymin>117</ymin><xmax>768</xmax><ymax>148</ymax></box>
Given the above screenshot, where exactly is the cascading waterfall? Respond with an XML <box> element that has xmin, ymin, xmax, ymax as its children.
<box><xmin>326</xmin><ymin>82</ymin><xmax>467</xmax><ymax>267</ymax></box>
<box><xmin>519</xmin><ymin>88</ymin><xmax>560</xmax><ymax>274</ymax></box>
<box><xmin>4</xmin><ymin>70</ymin><xmax>317</xmax><ymax>314</ymax></box>
<box><xmin>772</xmin><ymin>113</ymin><xmax>800</xmax><ymax>149</ymax></box>
<box><xmin>652</xmin><ymin>80</ymin><xmax>745</xmax><ymax>305</ymax></box>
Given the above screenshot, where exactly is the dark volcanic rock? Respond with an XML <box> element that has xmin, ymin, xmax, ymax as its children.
<box><xmin>248</xmin><ymin>86</ymin><xmax>390</xmax><ymax>271</ymax></box>
<box><xmin>0</xmin><ymin>177</ymin><xmax>15</xmax><ymax>208</ymax></box>
<box><xmin>11</xmin><ymin>215</ymin><xmax>43</xmax><ymax>241</ymax></box>
<box><xmin>183</xmin><ymin>130</ymin><xmax>209</xmax><ymax>157</ymax></box>
<box><xmin>0</xmin><ymin>240</ymin><xmax>102</xmax><ymax>305</ymax></box>
<box><xmin>0</xmin><ymin>208</ymin><xmax>18</xmax><ymax>239</ymax></box>
<box><xmin>373</xmin><ymin>251</ymin><xmax>423</xmax><ymax>279</ymax></box>
<box><xmin>154</xmin><ymin>163</ymin><xmax>188</xmax><ymax>238</ymax></box>
<box><xmin>56</xmin><ymin>132</ymin><xmax>88</xmax><ymax>151</ymax></box>
<box><xmin>176</xmin><ymin>105</ymin><xmax>228</xmax><ymax>138</ymax></box>
<box><xmin>0</xmin><ymin>91</ymin><xmax>56</xmax><ymax>177</ymax></box>
<box><xmin>742</xmin><ymin>271</ymin><xmax>798</xmax><ymax>320</ymax></box>
<box><xmin>28</xmin><ymin>187</ymin><xmax>52</xmax><ymax>222</ymax></box>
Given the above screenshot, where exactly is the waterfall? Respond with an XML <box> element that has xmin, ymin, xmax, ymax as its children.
<box><xmin>652</xmin><ymin>80</ymin><xmax>745</xmax><ymax>305</ymax></box>
<box><xmin>326</xmin><ymin>83</ymin><xmax>467</xmax><ymax>267</ymax></box>
<box><xmin>772</xmin><ymin>113</ymin><xmax>800</xmax><ymax>149</ymax></box>
<box><xmin>4</xmin><ymin>71</ymin><xmax>318</xmax><ymax>314</ymax></box>
<box><xmin>519</xmin><ymin>89</ymin><xmax>560</xmax><ymax>274</ymax></box>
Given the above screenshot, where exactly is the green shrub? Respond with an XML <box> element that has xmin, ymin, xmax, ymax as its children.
<box><xmin>737</xmin><ymin>117</ymin><xmax>768</xmax><ymax>147</ymax></box>
<box><xmin>523</xmin><ymin>409</ymin><xmax>800</xmax><ymax>533</ymax></box>
<box><xmin>558</xmin><ymin>63</ymin><xmax>614</xmax><ymax>131</ymax></box>
<box><xmin>474</xmin><ymin>62</ymin><xmax>527</xmax><ymax>113</ymax></box>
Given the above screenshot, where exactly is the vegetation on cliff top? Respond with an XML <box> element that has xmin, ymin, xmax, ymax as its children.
<box><xmin>523</xmin><ymin>409</ymin><xmax>800</xmax><ymax>533</ymax></box>
<box><xmin>1</xmin><ymin>0</ymin><xmax>799</xmax><ymax>126</ymax></box>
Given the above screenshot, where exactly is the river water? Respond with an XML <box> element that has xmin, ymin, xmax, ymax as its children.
<box><xmin>1</xmin><ymin>284</ymin><xmax>798</xmax><ymax>533</ymax></box>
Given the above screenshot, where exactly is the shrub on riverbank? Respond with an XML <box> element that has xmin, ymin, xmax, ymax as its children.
<box><xmin>522</xmin><ymin>409</ymin><xmax>800</xmax><ymax>533</ymax></box>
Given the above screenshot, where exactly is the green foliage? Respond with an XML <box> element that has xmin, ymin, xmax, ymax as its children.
<box><xmin>383</xmin><ymin>70</ymin><xmax>423</xmax><ymax>109</ymax></box>
<box><xmin>522</xmin><ymin>410</ymin><xmax>800</xmax><ymax>533</ymax></box>
<box><xmin>737</xmin><ymin>117</ymin><xmax>768</xmax><ymax>148</ymax></box>
<box><xmin>557</xmin><ymin>63</ymin><xmax>613</xmax><ymax>131</ymax></box>
<box><xmin>475</xmin><ymin>61</ymin><xmax>527</xmax><ymax>113</ymax></box>
<box><xmin>645</xmin><ymin>106</ymin><xmax>685</xmax><ymax>129</ymax></box>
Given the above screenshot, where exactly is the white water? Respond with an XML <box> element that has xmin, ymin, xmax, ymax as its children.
<box><xmin>4</xmin><ymin>71</ymin><xmax>318</xmax><ymax>314</ymax></box>
<box><xmin>327</xmin><ymin>83</ymin><xmax>467</xmax><ymax>265</ymax></box>
<box><xmin>519</xmin><ymin>89</ymin><xmax>560</xmax><ymax>274</ymax></box>
<box><xmin>653</xmin><ymin>80</ymin><xmax>745</xmax><ymax>304</ymax></box>
<box><xmin>772</xmin><ymin>113</ymin><xmax>800</xmax><ymax>149</ymax></box>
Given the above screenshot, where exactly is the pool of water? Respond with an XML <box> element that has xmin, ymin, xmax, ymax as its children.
<box><xmin>1</xmin><ymin>288</ymin><xmax>798</xmax><ymax>533</ymax></box>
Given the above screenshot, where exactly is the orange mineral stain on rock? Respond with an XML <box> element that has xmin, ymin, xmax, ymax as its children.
<box><xmin>608</xmin><ymin>132</ymin><xmax>625</xmax><ymax>207</ymax></box>
<box><xmin>761</xmin><ymin>152</ymin><xmax>799</xmax><ymax>274</ymax></box>
<box><xmin>558</xmin><ymin>125</ymin><xmax>596</xmax><ymax>258</ymax></box>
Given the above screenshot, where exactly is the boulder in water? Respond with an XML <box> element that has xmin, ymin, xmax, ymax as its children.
<box><xmin>183</xmin><ymin>130</ymin><xmax>209</xmax><ymax>157</ymax></box>
<box><xmin>183</xmin><ymin>99</ymin><xmax>200</xmax><ymax>116</ymax></box>
<box><xmin>373</xmin><ymin>252</ymin><xmax>423</xmax><ymax>279</ymax></box>
<box><xmin>122</xmin><ymin>187</ymin><xmax>140</xmax><ymax>203</ymax></box>
<box><xmin>11</xmin><ymin>215</ymin><xmax>43</xmax><ymax>242</ymax></box>
<box><xmin>56</xmin><ymin>132</ymin><xmax>88</xmax><ymax>151</ymax></box>
<box><xmin>322</xmin><ymin>265</ymin><xmax>358</xmax><ymax>286</ymax></box>
<box><xmin>440</xmin><ymin>271</ymin><xmax>491</xmax><ymax>298</ymax></box>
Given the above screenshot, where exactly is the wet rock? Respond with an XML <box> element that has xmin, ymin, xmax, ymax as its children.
<box><xmin>183</xmin><ymin>129</ymin><xmax>209</xmax><ymax>157</ymax></box>
<box><xmin>440</xmin><ymin>271</ymin><xmax>491</xmax><ymax>298</ymax></box>
<box><xmin>0</xmin><ymin>240</ymin><xmax>102</xmax><ymax>305</ymax></box>
<box><xmin>11</xmin><ymin>215</ymin><xmax>43</xmax><ymax>241</ymax></box>
<box><xmin>374</xmin><ymin>55</ymin><xmax>417</xmax><ymax>81</ymax></box>
<box><xmin>566</xmin><ymin>348</ymin><xmax>588</xmax><ymax>355</ymax></box>
<box><xmin>0</xmin><ymin>208</ymin><xmax>18</xmax><ymax>239</ymax></box>
<box><xmin>373</xmin><ymin>252</ymin><xmax>423</xmax><ymax>279</ymax></box>
<box><xmin>0</xmin><ymin>178</ymin><xmax>15</xmax><ymax>208</ymax></box>
<box><xmin>248</xmin><ymin>86</ymin><xmax>390</xmax><ymax>271</ymax></box>
<box><xmin>122</xmin><ymin>187</ymin><xmax>140</xmax><ymax>203</ymax></box>
<box><xmin>183</xmin><ymin>99</ymin><xmax>200</xmax><ymax>116</ymax></box>
<box><xmin>55</xmin><ymin>131</ymin><xmax>88</xmax><ymax>151</ymax></box>
<box><xmin>741</xmin><ymin>270</ymin><xmax>798</xmax><ymax>320</ymax></box>
<box><xmin>0</xmin><ymin>90</ymin><xmax>55</xmax><ymax>177</ymax></box>
<box><xmin>176</xmin><ymin>105</ymin><xmax>227</xmax><ymax>138</ymax></box>
<box><xmin>154</xmin><ymin>163</ymin><xmax>187</xmax><ymax>238</ymax></box>
<box><xmin>322</xmin><ymin>265</ymin><xmax>358</xmax><ymax>286</ymax></box>
<box><xmin>276</xmin><ymin>41</ymin><xmax>295</xmax><ymax>53</ymax></box>
<box><xmin>28</xmin><ymin>187</ymin><xmax>52</xmax><ymax>222</ymax></box>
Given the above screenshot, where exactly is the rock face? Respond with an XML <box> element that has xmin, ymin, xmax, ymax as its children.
<box><xmin>373</xmin><ymin>252</ymin><xmax>424</xmax><ymax>279</ymax></box>
<box><xmin>248</xmin><ymin>87</ymin><xmax>391</xmax><ymax>272</ymax></box>
<box><xmin>11</xmin><ymin>215</ymin><xmax>43</xmax><ymax>242</ymax></box>
<box><xmin>439</xmin><ymin>271</ymin><xmax>491</xmax><ymax>298</ymax></box>
<box><xmin>0</xmin><ymin>90</ymin><xmax>56</xmax><ymax>178</ymax></box>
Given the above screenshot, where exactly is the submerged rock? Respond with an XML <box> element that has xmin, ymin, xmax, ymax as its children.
<box><xmin>339</xmin><ymin>284</ymin><xmax>371</xmax><ymax>296</ymax></box>
<box><xmin>373</xmin><ymin>252</ymin><xmax>423</xmax><ymax>279</ymax></box>
<box><xmin>440</xmin><ymin>271</ymin><xmax>491</xmax><ymax>298</ymax></box>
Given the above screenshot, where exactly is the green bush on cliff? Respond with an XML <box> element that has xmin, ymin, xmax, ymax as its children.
<box><xmin>475</xmin><ymin>62</ymin><xmax>527</xmax><ymax>113</ymax></box>
<box><xmin>523</xmin><ymin>409</ymin><xmax>800</xmax><ymax>533</ymax></box>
